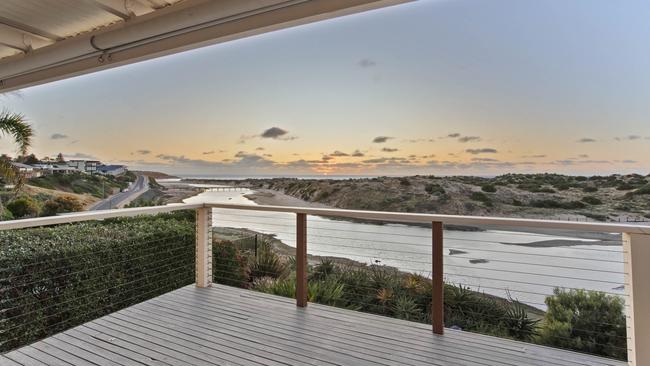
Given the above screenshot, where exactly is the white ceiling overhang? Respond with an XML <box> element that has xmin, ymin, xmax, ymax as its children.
<box><xmin>0</xmin><ymin>0</ymin><xmax>409</xmax><ymax>92</ymax></box>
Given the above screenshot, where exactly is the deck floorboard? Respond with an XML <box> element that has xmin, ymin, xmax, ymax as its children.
<box><xmin>2</xmin><ymin>285</ymin><xmax>627</xmax><ymax>366</ymax></box>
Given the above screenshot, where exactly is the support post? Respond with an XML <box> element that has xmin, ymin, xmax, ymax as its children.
<box><xmin>623</xmin><ymin>232</ymin><xmax>650</xmax><ymax>366</ymax></box>
<box><xmin>195</xmin><ymin>207</ymin><xmax>212</xmax><ymax>288</ymax></box>
<box><xmin>296</xmin><ymin>213</ymin><xmax>308</xmax><ymax>307</ymax></box>
<box><xmin>432</xmin><ymin>221</ymin><xmax>444</xmax><ymax>334</ymax></box>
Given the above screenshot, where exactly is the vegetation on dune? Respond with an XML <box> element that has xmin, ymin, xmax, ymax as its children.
<box><xmin>218</xmin><ymin>173</ymin><xmax>650</xmax><ymax>221</ymax></box>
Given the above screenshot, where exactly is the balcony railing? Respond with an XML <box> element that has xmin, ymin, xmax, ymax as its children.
<box><xmin>0</xmin><ymin>201</ymin><xmax>648</xmax><ymax>365</ymax></box>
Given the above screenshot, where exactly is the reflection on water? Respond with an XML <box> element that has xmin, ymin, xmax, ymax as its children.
<box><xmin>186</xmin><ymin>189</ymin><xmax>625</xmax><ymax>309</ymax></box>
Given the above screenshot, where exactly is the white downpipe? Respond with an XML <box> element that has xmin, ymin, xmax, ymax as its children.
<box><xmin>0</xmin><ymin>0</ymin><xmax>297</xmax><ymax>80</ymax></box>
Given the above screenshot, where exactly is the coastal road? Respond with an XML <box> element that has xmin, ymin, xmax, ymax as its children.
<box><xmin>90</xmin><ymin>174</ymin><xmax>149</xmax><ymax>210</ymax></box>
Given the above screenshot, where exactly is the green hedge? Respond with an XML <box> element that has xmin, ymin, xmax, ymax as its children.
<box><xmin>0</xmin><ymin>211</ymin><xmax>195</xmax><ymax>351</ymax></box>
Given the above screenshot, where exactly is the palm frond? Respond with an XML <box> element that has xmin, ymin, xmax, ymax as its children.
<box><xmin>0</xmin><ymin>109</ymin><xmax>33</xmax><ymax>155</ymax></box>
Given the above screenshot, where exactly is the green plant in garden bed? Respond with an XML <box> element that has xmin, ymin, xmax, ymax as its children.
<box><xmin>214</xmin><ymin>238</ymin><xmax>627</xmax><ymax>360</ymax></box>
<box><xmin>0</xmin><ymin>211</ymin><xmax>195</xmax><ymax>351</ymax></box>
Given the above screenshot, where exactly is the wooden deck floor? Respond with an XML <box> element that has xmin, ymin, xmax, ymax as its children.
<box><xmin>1</xmin><ymin>284</ymin><xmax>626</xmax><ymax>366</ymax></box>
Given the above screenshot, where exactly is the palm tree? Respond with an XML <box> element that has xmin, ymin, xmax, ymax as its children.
<box><xmin>0</xmin><ymin>109</ymin><xmax>33</xmax><ymax>187</ymax></box>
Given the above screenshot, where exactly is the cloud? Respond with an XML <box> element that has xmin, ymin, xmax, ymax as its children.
<box><xmin>329</xmin><ymin>151</ymin><xmax>349</xmax><ymax>157</ymax></box>
<box><xmin>447</xmin><ymin>133</ymin><xmax>461</xmax><ymax>138</ymax></box>
<box><xmin>64</xmin><ymin>152</ymin><xmax>98</xmax><ymax>160</ymax></box>
<box><xmin>51</xmin><ymin>133</ymin><xmax>68</xmax><ymax>140</ymax></box>
<box><xmin>255</xmin><ymin>147</ymin><xmax>265</xmax><ymax>151</ymax></box>
<box><xmin>406</xmin><ymin>138</ymin><xmax>435</xmax><ymax>143</ymax></box>
<box><xmin>578</xmin><ymin>154</ymin><xmax>589</xmax><ymax>158</ymax></box>
<box><xmin>471</xmin><ymin>158</ymin><xmax>499</xmax><ymax>162</ymax></box>
<box><xmin>372</xmin><ymin>136</ymin><xmax>393</xmax><ymax>143</ymax></box>
<box><xmin>521</xmin><ymin>154</ymin><xmax>547</xmax><ymax>158</ymax></box>
<box><xmin>351</xmin><ymin>150</ymin><xmax>365</xmax><ymax>157</ymax></box>
<box><xmin>577</xmin><ymin>138</ymin><xmax>596</xmax><ymax>143</ymax></box>
<box><xmin>458</xmin><ymin>136</ymin><xmax>481</xmax><ymax>143</ymax></box>
<box><xmin>135</xmin><ymin>149</ymin><xmax>151</xmax><ymax>155</ymax></box>
<box><xmin>261</xmin><ymin>127</ymin><xmax>288</xmax><ymax>139</ymax></box>
<box><xmin>240</xmin><ymin>127</ymin><xmax>298</xmax><ymax>142</ymax></box>
<box><xmin>466</xmin><ymin>148</ymin><xmax>498</xmax><ymax>155</ymax></box>
<box><xmin>615</xmin><ymin>135</ymin><xmax>642</xmax><ymax>141</ymax></box>
<box><xmin>382</xmin><ymin>147</ymin><xmax>398</xmax><ymax>152</ymax></box>
<box><xmin>202</xmin><ymin>150</ymin><xmax>215</xmax><ymax>155</ymax></box>
<box><xmin>359</xmin><ymin>58</ymin><xmax>376</xmax><ymax>68</ymax></box>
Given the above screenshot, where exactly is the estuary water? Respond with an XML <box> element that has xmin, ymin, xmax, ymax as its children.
<box><xmin>185</xmin><ymin>189</ymin><xmax>626</xmax><ymax>309</ymax></box>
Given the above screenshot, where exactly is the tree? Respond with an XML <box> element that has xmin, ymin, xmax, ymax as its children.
<box><xmin>56</xmin><ymin>153</ymin><xmax>65</xmax><ymax>163</ymax></box>
<box><xmin>21</xmin><ymin>154</ymin><xmax>40</xmax><ymax>165</ymax></box>
<box><xmin>0</xmin><ymin>110</ymin><xmax>33</xmax><ymax>186</ymax></box>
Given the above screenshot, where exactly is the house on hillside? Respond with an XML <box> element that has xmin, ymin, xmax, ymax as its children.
<box><xmin>66</xmin><ymin>160</ymin><xmax>100</xmax><ymax>174</ymax></box>
<box><xmin>31</xmin><ymin>164</ymin><xmax>81</xmax><ymax>175</ymax></box>
<box><xmin>11</xmin><ymin>162</ymin><xmax>42</xmax><ymax>178</ymax></box>
<box><xmin>97</xmin><ymin>165</ymin><xmax>127</xmax><ymax>176</ymax></box>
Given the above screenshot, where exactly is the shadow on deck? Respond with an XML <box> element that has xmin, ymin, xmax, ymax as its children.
<box><xmin>1</xmin><ymin>284</ymin><xmax>626</xmax><ymax>366</ymax></box>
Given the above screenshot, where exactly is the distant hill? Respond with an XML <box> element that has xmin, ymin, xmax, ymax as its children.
<box><xmin>132</xmin><ymin>171</ymin><xmax>179</xmax><ymax>179</ymax></box>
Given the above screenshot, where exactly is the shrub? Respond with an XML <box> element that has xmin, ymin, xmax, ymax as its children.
<box><xmin>425</xmin><ymin>183</ymin><xmax>445</xmax><ymax>195</ymax></box>
<box><xmin>581</xmin><ymin>196</ymin><xmax>602</xmax><ymax>205</ymax></box>
<box><xmin>470</xmin><ymin>192</ymin><xmax>490</xmax><ymax>203</ymax></box>
<box><xmin>42</xmin><ymin>196</ymin><xmax>83</xmax><ymax>216</ymax></box>
<box><xmin>249</xmin><ymin>242</ymin><xmax>289</xmax><ymax>280</ymax></box>
<box><xmin>6</xmin><ymin>197</ymin><xmax>40</xmax><ymax>218</ymax></box>
<box><xmin>539</xmin><ymin>289</ymin><xmax>627</xmax><ymax>360</ymax></box>
<box><xmin>529</xmin><ymin>199</ymin><xmax>585</xmax><ymax>209</ymax></box>
<box><xmin>213</xmin><ymin>241</ymin><xmax>249</xmax><ymax>288</ymax></box>
<box><xmin>582</xmin><ymin>185</ymin><xmax>598</xmax><ymax>193</ymax></box>
<box><xmin>481</xmin><ymin>184</ymin><xmax>497</xmax><ymax>193</ymax></box>
<box><xmin>0</xmin><ymin>212</ymin><xmax>195</xmax><ymax>351</ymax></box>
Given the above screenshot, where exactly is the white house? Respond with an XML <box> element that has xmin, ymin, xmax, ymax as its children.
<box><xmin>97</xmin><ymin>165</ymin><xmax>127</xmax><ymax>176</ymax></box>
<box><xmin>66</xmin><ymin>160</ymin><xmax>100</xmax><ymax>174</ymax></box>
<box><xmin>11</xmin><ymin>162</ymin><xmax>41</xmax><ymax>178</ymax></box>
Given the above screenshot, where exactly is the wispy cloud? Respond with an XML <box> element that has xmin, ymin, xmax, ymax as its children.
<box><xmin>466</xmin><ymin>148</ymin><xmax>498</xmax><ymax>154</ymax></box>
<box><xmin>577</xmin><ymin>138</ymin><xmax>596</xmax><ymax>143</ymax></box>
<box><xmin>64</xmin><ymin>152</ymin><xmax>98</xmax><ymax>160</ymax></box>
<box><xmin>614</xmin><ymin>135</ymin><xmax>642</xmax><ymax>141</ymax></box>
<box><xmin>447</xmin><ymin>133</ymin><xmax>461</xmax><ymax>138</ymax></box>
<box><xmin>382</xmin><ymin>147</ymin><xmax>398</xmax><ymax>152</ymax></box>
<box><xmin>330</xmin><ymin>150</ymin><xmax>349</xmax><ymax>157</ymax></box>
<box><xmin>202</xmin><ymin>150</ymin><xmax>215</xmax><ymax>155</ymax></box>
<box><xmin>521</xmin><ymin>154</ymin><xmax>547</xmax><ymax>158</ymax></box>
<box><xmin>351</xmin><ymin>150</ymin><xmax>365</xmax><ymax>157</ymax></box>
<box><xmin>458</xmin><ymin>136</ymin><xmax>481</xmax><ymax>143</ymax></box>
<box><xmin>359</xmin><ymin>58</ymin><xmax>376</xmax><ymax>68</ymax></box>
<box><xmin>51</xmin><ymin>133</ymin><xmax>68</xmax><ymax>140</ymax></box>
<box><xmin>135</xmin><ymin>149</ymin><xmax>151</xmax><ymax>155</ymax></box>
<box><xmin>372</xmin><ymin>136</ymin><xmax>393</xmax><ymax>143</ymax></box>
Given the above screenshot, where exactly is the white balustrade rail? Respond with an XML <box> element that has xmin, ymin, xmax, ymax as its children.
<box><xmin>0</xmin><ymin>201</ymin><xmax>648</xmax><ymax>365</ymax></box>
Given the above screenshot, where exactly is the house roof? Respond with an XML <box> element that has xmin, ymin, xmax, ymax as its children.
<box><xmin>11</xmin><ymin>162</ymin><xmax>33</xmax><ymax>169</ymax></box>
<box><xmin>0</xmin><ymin>0</ymin><xmax>409</xmax><ymax>92</ymax></box>
<box><xmin>98</xmin><ymin>164</ymin><xmax>126</xmax><ymax>171</ymax></box>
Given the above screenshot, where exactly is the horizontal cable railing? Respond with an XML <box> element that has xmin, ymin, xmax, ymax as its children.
<box><xmin>207</xmin><ymin>203</ymin><xmax>645</xmax><ymax>363</ymax></box>
<box><xmin>0</xmin><ymin>201</ymin><xmax>648</xmax><ymax>364</ymax></box>
<box><xmin>0</xmin><ymin>208</ymin><xmax>197</xmax><ymax>352</ymax></box>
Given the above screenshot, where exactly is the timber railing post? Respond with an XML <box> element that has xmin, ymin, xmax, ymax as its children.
<box><xmin>623</xmin><ymin>232</ymin><xmax>650</xmax><ymax>366</ymax></box>
<box><xmin>195</xmin><ymin>207</ymin><xmax>213</xmax><ymax>288</ymax></box>
<box><xmin>296</xmin><ymin>213</ymin><xmax>308</xmax><ymax>307</ymax></box>
<box><xmin>432</xmin><ymin>221</ymin><xmax>444</xmax><ymax>334</ymax></box>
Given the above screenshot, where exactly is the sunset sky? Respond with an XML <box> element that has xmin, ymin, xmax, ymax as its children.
<box><xmin>1</xmin><ymin>0</ymin><xmax>649</xmax><ymax>177</ymax></box>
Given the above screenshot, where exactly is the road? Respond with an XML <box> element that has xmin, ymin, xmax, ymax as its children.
<box><xmin>90</xmin><ymin>175</ymin><xmax>149</xmax><ymax>210</ymax></box>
